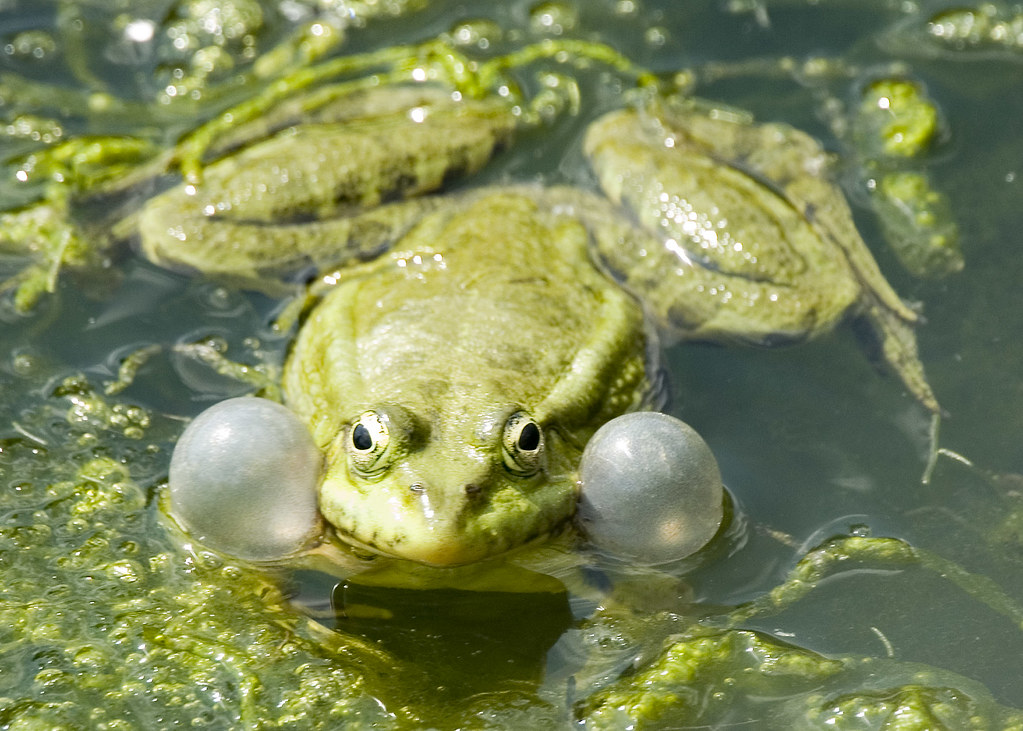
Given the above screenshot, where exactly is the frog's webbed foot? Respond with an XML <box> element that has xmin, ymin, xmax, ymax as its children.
<box><xmin>103</xmin><ymin>338</ymin><xmax>281</xmax><ymax>401</ymax></box>
<box><xmin>786</xmin><ymin>175</ymin><xmax>941</xmax><ymax>415</ymax></box>
<box><xmin>780</xmin><ymin>169</ymin><xmax>941</xmax><ymax>415</ymax></box>
<box><xmin>171</xmin><ymin>338</ymin><xmax>282</xmax><ymax>401</ymax></box>
<box><xmin>854</xmin><ymin>300</ymin><xmax>940</xmax><ymax>414</ymax></box>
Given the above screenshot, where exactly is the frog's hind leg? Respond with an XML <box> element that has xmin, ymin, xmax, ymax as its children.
<box><xmin>139</xmin><ymin>192</ymin><xmax>443</xmax><ymax>282</ymax></box>
<box><xmin>853</xmin><ymin>299</ymin><xmax>940</xmax><ymax>414</ymax></box>
<box><xmin>136</xmin><ymin>92</ymin><xmax>517</xmax><ymax>282</ymax></box>
<box><xmin>580</xmin><ymin>103</ymin><xmax>941</xmax><ymax>417</ymax></box>
<box><xmin>782</xmin><ymin>170</ymin><xmax>940</xmax><ymax>415</ymax></box>
<box><xmin>553</xmin><ymin>187</ymin><xmax>858</xmax><ymax>349</ymax></box>
<box><xmin>713</xmin><ymin>118</ymin><xmax>939</xmax><ymax>414</ymax></box>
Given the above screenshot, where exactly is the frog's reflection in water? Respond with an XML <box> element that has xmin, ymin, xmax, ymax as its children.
<box><xmin>337</xmin><ymin>582</ymin><xmax>572</xmax><ymax>691</ymax></box>
<box><xmin>287</xmin><ymin>570</ymin><xmax>575</xmax><ymax>696</ymax></box>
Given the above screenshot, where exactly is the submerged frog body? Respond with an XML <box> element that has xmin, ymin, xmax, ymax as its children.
<box><xmin>146</xmin><ymin>85</ymin><xmax>937</xmax><ymax>570</ymax></box>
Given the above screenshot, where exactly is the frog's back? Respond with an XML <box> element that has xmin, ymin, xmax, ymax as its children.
<box><xmin>359</xmin><ymin>194</ymin><xmax>626</xmax><ymax>403</ymax></box>
<box><xmin>286</xmin><ymin>190</ymin><xmax>653</xmax><ymax>451</ymax></box>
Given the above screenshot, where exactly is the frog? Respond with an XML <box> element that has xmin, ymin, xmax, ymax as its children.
<box><xmin>146</xmin><ymin>74</ymin><xmax>939</xmax><ymax>578</ymax></box>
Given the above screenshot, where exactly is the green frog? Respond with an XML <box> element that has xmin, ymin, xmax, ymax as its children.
<box><xmin>149</xmin><ymin>80</ymin><xmax>937</xmax><ymax>572</ymax></box>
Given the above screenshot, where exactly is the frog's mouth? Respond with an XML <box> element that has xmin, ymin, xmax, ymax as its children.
<box><xmin>332</xmin><ymin>509</ymin><xmax>559</xmax><ymax>568</ymax></box>
<box><xmin>319</xmin><ymin>476</ymin><xmax>575</xmax><ymax>568</ymax></box>
<box><xmin>337</xmin><ymin>528</ymin><xmax>531</xmax><ymax>568</ymax></box>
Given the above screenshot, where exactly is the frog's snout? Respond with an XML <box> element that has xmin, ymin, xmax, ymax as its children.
<box><xmin>320</xmin><ymin>451</ymin><xmax>557</xmax><ymax>567</ymax></box>
<box><xmin>408</xmin><ymin>481</ymin><xmax>481</xmax><ymax>496</ymax></box>
<box><xmin>377</xmin><ymin>477</ymin><xmax>510</xmax><ymax>566</ymax></box>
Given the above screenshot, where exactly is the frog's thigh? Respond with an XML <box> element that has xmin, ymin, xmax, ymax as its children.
<box><xmin>591</xmin><ymin>216</ymin><xmax>859</xmax><ymax>346</ymax></box>
<box><xmin>139</xmin><ymin>191</ymin><xmax>431</xmax><ymax>279</ymax></box>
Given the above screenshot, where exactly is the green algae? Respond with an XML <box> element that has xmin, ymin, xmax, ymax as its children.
<box><xmin>0</xmin><ymin>377</ymin><xmax>407</xmax><ymax>728</ymax></box>
<box><xmin>3</xmin><ymin>1</ymin><xmax>1023</xmax><ymax>728</ymax></box>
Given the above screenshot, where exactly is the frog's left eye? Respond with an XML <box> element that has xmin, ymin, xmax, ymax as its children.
<box><xmin>348</xmin><ymin>411</ymin><xmax>391</xmax><ymax>475</ymax></box>
<box><xmin>502</xmin><ymin>412</ymin><xmax>545</xmax><ymax>476</ymax></box>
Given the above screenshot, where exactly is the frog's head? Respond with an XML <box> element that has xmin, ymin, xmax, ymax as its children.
<box><xmin>317</xmin><ymin>402</ymin><xmax>580</xmax><ymax>567</ymax></box>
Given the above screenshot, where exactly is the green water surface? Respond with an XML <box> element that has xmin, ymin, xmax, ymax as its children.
<box><xmin>2</xmin><ymin>1</ymin><xmax>1023</xmax><ymax>728</ymax></box>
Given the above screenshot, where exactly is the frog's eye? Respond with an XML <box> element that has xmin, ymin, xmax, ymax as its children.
<box><xmin>348</xmin><ymin>411</ymin><xmax>391</xmax><ymax>475</ymax></box>
<box><xmin>502</xmin><ymin>412</ymin><xmax>545</xmax><ymax>476</ymax></box>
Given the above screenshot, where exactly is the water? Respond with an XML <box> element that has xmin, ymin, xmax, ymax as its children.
<box><xmin>2</xmin><ymin>0</ymin><xmax>1023</xmax><ymax>727</ymax></box>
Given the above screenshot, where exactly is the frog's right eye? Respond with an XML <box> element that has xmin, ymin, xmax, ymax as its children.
<box><xmin>502</xmin><ymin>412</ymin><xmax>545</xmax><ymax>476</ymax></box>
<box><xmin>348</xmin><ymin>411</ymin><xmax>391</xmax><ymax>475</ymax></box>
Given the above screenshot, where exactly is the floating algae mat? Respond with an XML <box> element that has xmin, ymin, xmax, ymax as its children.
<box><xmin>3</xmin><ymin>1</ymin><xmax>1023</xmax><ymax>727</ymax></box>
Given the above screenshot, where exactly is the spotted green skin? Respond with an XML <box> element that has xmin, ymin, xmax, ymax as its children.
<box><xmin>138</xmin><ymin>87</ymin><xmax>934</xmax><ymax>568</ymax></box>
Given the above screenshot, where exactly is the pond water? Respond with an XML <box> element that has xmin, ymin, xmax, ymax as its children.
<box><xmin>2</xmin><ymin>0</ymin><xmax>1023</xmax><ymax>728</ymax></box>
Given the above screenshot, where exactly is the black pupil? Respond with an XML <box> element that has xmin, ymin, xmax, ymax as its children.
<box><xmin>352</xmin><ymin>423</ymin><xmax>373</xmax><ymax>450</ymax></box>
<box><xmin>518</xmin><ymin>422</ymin><xmax>540</xmax><ymax>451</ymax></box>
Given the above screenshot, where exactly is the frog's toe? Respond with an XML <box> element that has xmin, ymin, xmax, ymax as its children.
<box><xmin>169</xmin><ymin>397</ymin><xmax>323</xmax><ymax>561</ymax></box>
<box><xmin>577</xmin><ymin>412</ymin><xmax>724</xmax><ymax>564</ymax></box>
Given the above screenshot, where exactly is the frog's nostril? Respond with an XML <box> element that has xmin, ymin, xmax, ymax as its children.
<box><xmin>410</xmin><ymin>482</ymin><xmax>426</xmax><ymax>493</ymax></box>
